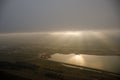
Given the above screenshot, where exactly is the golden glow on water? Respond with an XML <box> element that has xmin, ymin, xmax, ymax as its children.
<box><xmin>49</xmin><ymin>53</ymin><xmax>85</xmax><ymax>65</ymax></box>
<box><xmin>48</xmin><ymin>53</ymin><xmax>120</xmax><ymax>73</ymax></box>
<box><xmin>74</xmin><ymin>55</ymin><xmax>81</xmax><ymax>60</ymax></box>
<box><xmin>69</xmin><ymin>54</ymin><xmax>85</xmax><ymax>65</ymax></box>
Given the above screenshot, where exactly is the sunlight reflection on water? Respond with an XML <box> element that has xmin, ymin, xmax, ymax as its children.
<box><xmin>48</xmin><ymin>53</ymin><xmax>120</xmax><ymax>73</ymax></box>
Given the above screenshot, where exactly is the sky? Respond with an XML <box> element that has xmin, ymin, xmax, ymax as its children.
<box><xmin>0</xmin><ymin>0</ymin><xmax>120</xmax><ymax>33</ymax></box>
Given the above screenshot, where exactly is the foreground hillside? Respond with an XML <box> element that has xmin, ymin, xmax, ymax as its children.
<box><xmin>0</xmin><ymin>60</ymin><xmax>120</xmax><ymax>80</ymax></box>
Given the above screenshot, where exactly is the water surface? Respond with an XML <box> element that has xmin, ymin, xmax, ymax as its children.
<box><xmin>49</xmin><ymin>53</ymin><xmax>120</xmax><ymax>73</ymax></box>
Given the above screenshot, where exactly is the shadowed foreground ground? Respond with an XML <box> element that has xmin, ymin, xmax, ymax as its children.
<box><xmin>0</xmin><ymin>59</ymin><xmax>120</xmax><ymax>80</ymax></box>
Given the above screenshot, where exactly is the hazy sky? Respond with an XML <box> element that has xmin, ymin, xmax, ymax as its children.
<box><xmin>0</xmin><ymin>0</ymin><xmax>120</xmax><ymax>33</ymax></box>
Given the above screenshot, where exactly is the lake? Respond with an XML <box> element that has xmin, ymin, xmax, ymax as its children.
<box><xmin>49</xmin><ymin>53</ymin><xmax>120</xmax><ymax>74</ymax></box>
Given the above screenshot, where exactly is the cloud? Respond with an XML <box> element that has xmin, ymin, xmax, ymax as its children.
<box><xmin>0</xmin><ymin>0</ymin><xmax>120</xmax><ymax>33</ymax></box>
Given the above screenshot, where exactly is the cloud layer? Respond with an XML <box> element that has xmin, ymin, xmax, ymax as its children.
<box><xmin>0</xmin><ymin>0</ymin><xmax>120</xmax><ymax>33</ymax></box>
